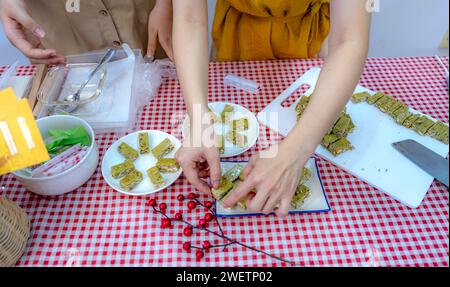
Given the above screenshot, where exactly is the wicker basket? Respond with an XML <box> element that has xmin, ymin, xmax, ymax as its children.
<box><xmin>0</xmin><ymin>198</ymin><xmax>30</xmax><ymax>267</ymax></box>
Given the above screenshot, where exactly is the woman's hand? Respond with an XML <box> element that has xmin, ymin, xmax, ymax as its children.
<box><xmin>0</xmin><ymin>0</ymin><xmax>65</xmax><ymax>64</ymax></box>
<box><xmin>176</xmin><ymin>117</ymin><xmax>222</xmax><ymax>194</ymax></box>
<box><xmin>147</xmin><ymin>0</ymin><xmax>174</xmax><ymax>60</ymax></box>
<box><xmin>223</xmin><ymin>139</ymin><xmax>311</xmax><ymax>218</ymax></box>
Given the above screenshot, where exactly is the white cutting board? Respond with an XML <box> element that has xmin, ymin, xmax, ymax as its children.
<box><xmin>257</xmin><ymin>67</ymin><xmax>449</xmax><ymax>208</ymax></box>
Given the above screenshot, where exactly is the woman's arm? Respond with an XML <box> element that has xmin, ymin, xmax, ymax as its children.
<box><xmin>224</xmin><ymin>0</ymin><xmax>371</xmax><ymax>217</ymax></box>
<box><xmin>172</xmin><ymin>0</ymin><xmax>222</xmax><ymax>193</ymax></box>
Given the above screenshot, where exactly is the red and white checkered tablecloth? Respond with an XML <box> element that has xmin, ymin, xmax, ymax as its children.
<box><xmin>0</xmin><ymin>57</ymin><xmax>448</xmax><ymax>267</ymax></box>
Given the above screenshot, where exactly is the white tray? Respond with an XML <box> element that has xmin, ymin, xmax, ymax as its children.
<box><xmin>215</xmin><ymin>158</ymin><xmax>331</xmax><ymax>217</ymax></box>
<box><xmin>257</xmin><ymin>67</ymin><xmax>449</xmax><ymax>208</ymax></box>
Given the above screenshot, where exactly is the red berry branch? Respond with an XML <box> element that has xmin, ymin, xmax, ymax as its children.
<box><xmin>148</xmin><ymin>193</ymin><xmax>293</xmax><ymax>264</ymax></box>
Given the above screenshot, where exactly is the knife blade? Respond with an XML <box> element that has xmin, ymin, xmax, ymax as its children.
<box><xmin>392</xmin><ymin>140</ymin><xmax>449</xmax><ymax>187</ymax></box>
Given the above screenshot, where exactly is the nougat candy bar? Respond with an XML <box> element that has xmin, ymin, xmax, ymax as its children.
<box><xmin>402</xmin><ymin>113</ymin><xmax>420</xmax><ymax>129</ymax></box>
<box><xmin>367</xmin><ymin>92</ymin><xmax>385</xmax><ymax>105</ymax></box>
<box><xmin>412</xmin><ymin>116</ymin><xmax>435</xmax><ymax>136</ymax></box>
<box><xmin>375</xmin><ymin>95</ymin><xmax>396</xmax><ymax>113</ymax></box>
<box><xmin>111</xmin><ymin>160</ymin><xmax>135</xmax><ymax>179</ymax></box>
<box><xmin>156</xmin><ymin>158</ymin><xmax>180</xmax><ymax>173</ymax></box>
<box><xmin>299</xmin><ymin>168</ymin><xmax>311</xmax><ymax>185</ymax></box>
<box><xmin>138</xmin><ymin>132</ymin><xmax>150</xmax><ymax>154</ymax></box>
<box><xmin>118</xmin><ymin>142</ymin><xmax>139</xmax><ymax>161</ymax></box>
<box><xmin>291</xmin><ymin>185</ymin><xmax>311</xmax><ymax>209</ymax></box>
<box><xmin>351</xmin><ymin>92</ymin><xmax>371</xmax><ymax>104</ymax></box>
<box><xmin>152</xmin><ymin>138</ymin><xmax>174</xmax><ymax>159</ymax></box>
<box><xmin>221</xmin><ymin>105</ymin><xmax>235</xmax><ymax>122</ymax></box>
<box><xmin>321</xmin><ymin>133</ymin><xmax>341</xmax><ymax>149</ymax></box>
<box><xmin>332</xmin><ymin>114</ymin><xmax>354</xmax><ymax>137</ymax></box>
<box><xmin>212</xmin><ymin>179</ymin><xmax>234</xmax><ymax>201</ymax></box>
<box><xmin>147</xmin><ymin>166</ymin><xmax>165</xmax><ymax>188</ymax></box>
<box><xmin>226</xmin><ymin>130</ymin><xmax>248</xmax><ymax>148</ymax></box>
<box><xmin>230</xmin><ymin>118</ymin><xmax>249</xmax><ymax>132</ymax></box>
<box><xmin>120</xmin><ymin>169</ymin><xmax>143</xmax><ymax>191</ymax></box>
<box><xmin>223</xmin><ymin>164</ymin><xmax>244</xmax><ymax>183</ymax></box>
<box><xmin>328</xmin><ymin>138</ymin><xmax>354</xmax><ymax>157</ymax></box>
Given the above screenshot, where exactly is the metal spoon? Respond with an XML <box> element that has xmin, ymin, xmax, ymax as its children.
<box><xmin>63</xmin><ymin>48</ymin><xmax>116</xmax><ymax>112</ymax></box>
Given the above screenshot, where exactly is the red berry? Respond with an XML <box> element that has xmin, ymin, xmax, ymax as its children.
<box><xmin>187</xmin><ymin>201</ymin><xmax>197</xmax><ymax>210</ymax></box>
<box><xmin>183</xmin><ymin>227</ymin><xmax>193</xmax><ymax>237</ymax></box>
<box><xmin>204</xmin><ymin>201</ymin><xmax>213</xmax><ymax>208</ymax></box>
<box><xmin>196</xmin><ymin>250</ymin><xmax>204</xmax><ymax>260</ymax></box>
<box><xmin>188</xmin><ymin>193</ymin><xmax>197</xmax><ymax>200</ymax></box>
<box><xmin>202</xmin><ymin>241</ymin><xmax>211</xmax><ymax>250</ymax></box>
<box><xmin>174</xmin><ymin>212</ymin><xmax>183</xmax><ymax>221</ymax></box>
<box><xmin>148</xmin><ymin>199</ymin><xmax>157</xmax><ymax>207</ymax></box>
<box><xmin>198</xmin><ymin>219</ymin><xmax>207</xmax><ymax>228</ymax></box>
<box><xmin>205</xmin><ymin>213</ymin><xmax>214</xmax><ymax>222</ymax></box>
<box><xmin>161</xmin><ymin>218</ymin><xmax>171</xmax><ymax>229</ymax></box>
<box><xmin>177</xmin><ymin>194</ymin><xmax>185</xmax><ymax>202</ymax></box>
<box><xmin>159</xmin><ymin>203</ymin><xmax>167</xmax><ymax>211</ymax></box>
<box><xmin>183</xmin><ymin>242</ymin><xmax>191</xmax><ymax>252</ymax></box>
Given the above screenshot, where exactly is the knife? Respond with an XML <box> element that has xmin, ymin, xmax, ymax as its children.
<box><xmin>392</xmin><ymin>139</ymin><xmax>449</xmax><ymax>187</ymax></box>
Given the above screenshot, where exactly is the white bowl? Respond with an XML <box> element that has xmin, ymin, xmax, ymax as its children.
<box><xmin>13</xmin><ymin>115</ymin><xmax>99</xmax><ymax>196</ymax></box>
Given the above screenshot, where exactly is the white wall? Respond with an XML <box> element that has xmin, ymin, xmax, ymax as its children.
<box><xmin>0</xmin><ymin>0</ymin><xmax>448</xmax><ymax>66</ymax></box>
<box><xmin>369</xmin><ymin>0</ymin><xmax>449</xmax><ymax>57</ymax></box>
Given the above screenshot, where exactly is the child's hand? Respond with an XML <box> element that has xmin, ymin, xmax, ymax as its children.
<box><xmin>147</xmin><ymin>0</ymin><xmax>173</xmax><ymax>60</ymax></box>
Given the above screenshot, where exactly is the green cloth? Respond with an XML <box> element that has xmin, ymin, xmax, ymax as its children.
<box><xmin>45</xmin><ymin>126</ymin><xmax>91</xmax><ymax>154</ymax></box>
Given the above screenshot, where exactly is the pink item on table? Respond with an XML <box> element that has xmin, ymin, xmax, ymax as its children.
<box><xmin>31</xmin><ymin>144</ymin><xmax>88</xmax><ymax>178</ymax></box>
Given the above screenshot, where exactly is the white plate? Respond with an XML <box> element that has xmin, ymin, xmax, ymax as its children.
<box><xmin>101</xmin><ymin>130</ymin><xmax>182</xmax><ymax>196</ymax></box>
<box><xmin>182</xmin><ymin>102</ymin><xmax>259</xmax><ymax>158</ymax></box>
<box><xmin>215</xmin><ymin>158</ymin><xmax>331</xmax><ymax>217</ymax></box>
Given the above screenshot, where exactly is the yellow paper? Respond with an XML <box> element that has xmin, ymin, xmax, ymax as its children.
<box><xmin>0</xmin><ymin>89</ymin><xmax>49</xmax><ymax>175</ymax></box>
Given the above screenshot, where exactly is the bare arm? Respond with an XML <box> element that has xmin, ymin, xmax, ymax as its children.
<box><xmin>288</xmin><ymin>0</ymin><xmax>371</xmax><ymax>157</ymax></box>
<box><xmin>173</xmin><ymin>0</ymin><xmax>222</xmax><ymax>193</ymax></box>
<box><xmin>172</xmin><ymin>0</ymin><xmax>209</xmax><ymax>117</ymax></box>
<box><xmin>224</xmin><ymin>0</ymin><xmax>371</xmax><ymax>217</ymax></box>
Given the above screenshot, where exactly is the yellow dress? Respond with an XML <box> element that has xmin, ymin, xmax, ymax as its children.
<box><xmin>212</xmin><ymin>0</ymin><xmax>330</xmax><ymax>61</ymax></box>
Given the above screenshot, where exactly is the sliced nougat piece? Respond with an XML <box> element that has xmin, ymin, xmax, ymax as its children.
<box><xmin>427</xmin><ymin>121</ymin><xmax>449</xmax><ymax>144</ymax></box>
<box><xmin>291</xmin><ymin>185</ymin><xmax>311</xmax><ymax>209</ymax></box>
<box><xmin>118</xmin><ymin>142</ymin><xmax>139</xmax><ymax>161</ymax></box>
<box><xmin>412</xmin><ymin>116</ymin><xmax>435</xmax><ymax>136</ymax></box>
<box><xmin>375</xmin><ymin>95</ymin><xmax>396</xmax><ymax>113</ymax></box>
<box><xmin>212</xmin><ymin>178</ymin><xmax>234</xmax><ymax>201</ymax></box>
<box><xmin>217</xmin><ymin>134</ymin><xmax>225</xmax><ymax>154</ymax></box>
<box><xmin>351</xmin><ymin>92</ymin><xmax>371</xmax><ymax>104</ymax></box>
<box><xmin>152</xmin><ymin>138</ymin><xmax>174</xmax><ymax>159</ymax></box>
<box><xmin>226</xmin><ymin>130</ymin><xmax>248</xmax><ymax>148</ymax></box>
<box><xmin>328</xmin><ymin>138</ymin><xmax>354</xmax><ymax>157</ymax></box>
<box><xmin>402</xmin><ymin>113</ymin><xmax>420</xmax><ymax>129</ymax></box>
<box><xmin>332</xmin><ymin>114</ymin><xmax>354</xmax><ymax>137</ymax></box>
<box><xmin>111</xmin><ymin>160</ymin><xmax>135</xmax><ymax>179</ymax></box>
<box><xmin>299</xmin><ymin>168</ymin><xmax>312</xmax><ymax>185</ymax></box>
<box><xmin>147</xmin><ymin>166</ymin><xmax>165</xmax><ymax>188</ymax></box>
<box><xmin>321</xmin><ymin>133</ymin><xmax>341</xmax><ymax>149</ymax></box>
<box><xmin>223</xmin><ymin>164</ymin><xmax>244</xmax><ymax>183</ymax></box>
<box><xmin>392</xmin><ymin>106</ymin><xmax>410</xmax><ymax>124</ymax></box>
<box><xmin>387</xmin><ymin>100</ymin><xmax>407</xmax><ymax>116</ymax></box>
<box><xmin>230</xmin><ymin>118</ymin><xmax>249</xmax><ymax>132</ymax></box>
<box><xmin>221</xmin><ymin>105</ymin><xmax>235</xmax><ymax>123</ymax></box>
<box><xmin>367</xmin><ymin>92</ymin><xmax>385</xmax><ymax>105</ymax></box>
<box><xmin>120</xmin><ymin>169</ymin><xmax>143</xmax><ymax>191</ymax></box>
<box><xmin>295</xmin><ymin>96</ymin><xmax>310</xmax><ymax>117</ymax></box>
<box><xmin>156</xmin><ymin>158</ymin><xmax>180</xmax><ymax>173</ymax></box>
<box><xmin>427</xmin><ymin>121</ymin><xmax>446</xmax><ymax>138</ymax></box>
<box><xmin>138</xmin><ymin>132</ymin><xmax>150</xmax><ymax>154</ymax></box>
<box><xmin>208</xmin><ymin>108</ymin><xmax>221</xmax><ymax>124</ymax></box>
